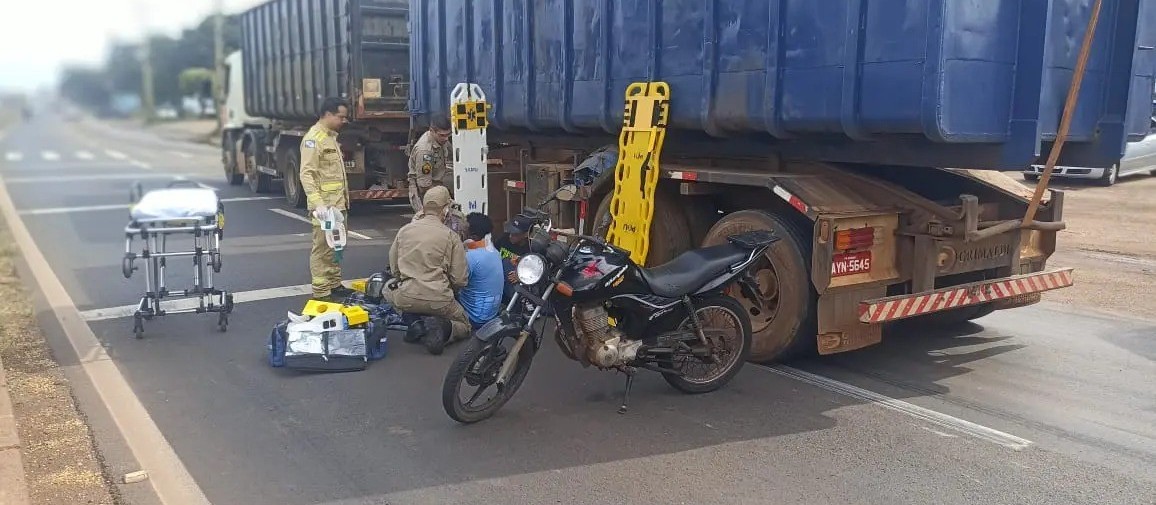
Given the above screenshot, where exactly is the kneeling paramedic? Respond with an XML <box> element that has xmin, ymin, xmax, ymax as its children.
<box><xmin>384</xmin><ymin>186</ymin><xmax>471</xmax><ymax>354</ymax></box>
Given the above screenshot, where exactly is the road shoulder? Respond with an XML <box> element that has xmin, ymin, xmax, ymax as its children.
<box><xmin>0</xmin><ymin>223</ymin><xmax>115</xmax><ymax>504</ymax></box>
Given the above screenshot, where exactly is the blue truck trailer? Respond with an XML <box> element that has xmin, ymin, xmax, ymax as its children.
<box><xmin>408</xmin><ymin>0</ymin><xmax>1156</xmax><ymax>361</ymax></box>
<box><xmin>222</xmin><ymin>0</ymin><xmax>1156</xmax><ymax>361</ymax></box>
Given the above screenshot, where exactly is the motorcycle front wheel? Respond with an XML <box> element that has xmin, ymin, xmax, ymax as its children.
<box><xmin>661</xmin><ymin>294</ymin><xmax>752</xmax><ymax>394</ymax></box>
<box><xmin>442</xmin><ymin>332</ymin><xmax>536</xmax><ymax>424</ymax></box>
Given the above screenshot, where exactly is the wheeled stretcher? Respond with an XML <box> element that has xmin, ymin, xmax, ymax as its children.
<box><xmin>122</xmin><ymin>180</ymin><xmax>234</xmax><ymax>338</ymax></box>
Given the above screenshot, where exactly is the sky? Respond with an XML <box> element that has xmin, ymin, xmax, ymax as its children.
<box><xmin>0</xmin><ymin>0</ymin><xmax>266</xmax><ymax>93</ymax></box>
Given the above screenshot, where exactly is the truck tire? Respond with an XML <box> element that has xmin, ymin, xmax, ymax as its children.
<box><xmin>245</xmin><ymin>142</ymin><xmax>273</xmax><ymax>194</ymax></box>
<box><xmin>222</xmin><ymin>132</ymin><xmax>243</xmax><ymax>186</ymax></box>
<box><xmin>281</xmin><ymin>149</ymin><xmax>307</xmax><ymax>208</ymax></box>
<box><xmin>703</xmin><ymin>210</ymin><xmax>817</xmax><ymax>362</ymax></box>
<box><xmin>683</xmin><ymin>198</ymin><xmax>721</xmax><ymax>247</ymax></box>
<box><xmin>591</xmin><ymin>185</ymin><xmax>692</xmax><ymax>267</ymax></box>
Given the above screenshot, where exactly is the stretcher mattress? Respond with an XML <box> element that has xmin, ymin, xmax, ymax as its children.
<box><xmin>130</xmin><ymin>187</ymin><xmax>220</xmax><ymax>223</ymax></box>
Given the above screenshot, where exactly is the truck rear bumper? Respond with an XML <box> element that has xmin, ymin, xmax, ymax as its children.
<box><xmin>858</xmin><ymin>268</ymin><xmax>1074</xmax><ymax>324</ymax></box>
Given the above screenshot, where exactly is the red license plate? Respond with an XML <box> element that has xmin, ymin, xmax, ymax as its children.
<box><xmin>831</xmin><ymin>251</ymin><xmax>872</xmax><ymax>277</ymax></box>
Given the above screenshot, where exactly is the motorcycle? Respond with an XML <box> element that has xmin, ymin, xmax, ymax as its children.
<box><xmin>441</xmin><ymin>184</ymin><xmax>781</xmax><ymax>423</ymax></box>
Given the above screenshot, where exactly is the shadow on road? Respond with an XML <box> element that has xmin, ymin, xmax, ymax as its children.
<box><xmin>792</xmin><ymin>318</ymin><xmax>1025</xmax><ymax>399</ymax></box>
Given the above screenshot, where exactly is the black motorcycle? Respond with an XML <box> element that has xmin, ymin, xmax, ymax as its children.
<box><xmin>441</xmin><ymin>185</ymin><xmax>780</xmax><ymax>423</ymax></box>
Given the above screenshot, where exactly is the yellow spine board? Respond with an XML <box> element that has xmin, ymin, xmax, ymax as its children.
<box><xmin>606</xmin><ymin>82</ymin><xmax>671</xmax><ymax>266</ymax></box>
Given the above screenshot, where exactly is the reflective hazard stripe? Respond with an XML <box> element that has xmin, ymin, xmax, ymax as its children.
<box><xmin>858</xmin><ymin>268</ymin><xmax>1074</xmax><ymax>324</ymax></box>
<box><xmin>772</xmin><ymin>185</ymin><xmax>809</xmax><ymax>215</ymax></box>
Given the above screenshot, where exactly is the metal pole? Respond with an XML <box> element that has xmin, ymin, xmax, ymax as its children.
<box><xmin>140</xmin><ymin>38</ymin><xmax>156</xmax><ymax>123</ymax></box>
<box><xmin>136</xmin><ymin>1</ymin><xmax>156</xmax><ymax>122</ymax></box>
<box><xmin>1022</xmin><ymin>0</ymin><xmax>1102</xmax><ymax>226</ymax></box>
<box><xmin>213</xmin><ymin>0</ymin><xmax>225</xmax><ymax>131</ymax></box>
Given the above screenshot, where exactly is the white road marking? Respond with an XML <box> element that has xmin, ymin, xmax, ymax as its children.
<box><xmin>131</xmin><ymin>160</ymin><xmax>153</xmax><ymax>170</ymax></box>
<box><xmin>18</xmin><ymin>196</ymin><xmax>282</xmax><ymax>216</ymax></box>
<box><xmin>171</xmin><ymin>176</ymin><xmax>216</xmax><ymax>191</ymax></box>
<box><xmin>268</xmin><ymin>208</ymin><xmax>373</xmax><ymax>239</ymax></box>
<box><xmin>105</xmin><ymin>149</ymin><xmax>128</xmax><ymax>160</ymax></box>
<box><xmin>0</xmin><ymin>173</ymin><xmax>212</xmax><ymax>504</ymax></box>
<box><xmin>79</xmin><ymin>281</ymin><xmax>361</xmax><ymax>321</ymax></box>
<box><xmin>170</xmin><ymin>151</ymin><xmax>193</xmax><ymax>159</ymax></box>
<box><xmin>4</xmin><ymin>151</ymin><xmax>22</xmax><ymax>162</ymax></box>
<box><xmin>756</xmin><ymin>364</ymin><xmax>1034</xmax><ymax>450</ymax></box>
<box><xmin>2</xmin><ymin>173</ymin><xmax>199</xmax><ymax>183</ymax></box>
<box><xmin>75</xmin><ymin>150</ymin><xmax>94</xmax><ymax>160</ymax></box>
<box><xmin>41</xmin><ymin>151</ymin><xmax>60</xmax><ymax>161</ymax></box>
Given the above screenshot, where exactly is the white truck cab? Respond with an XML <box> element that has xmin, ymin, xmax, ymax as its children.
<box><xmin>222</xmin><ymin>51</ymin><xmax>268</xmax><ymax>130</ymax></box>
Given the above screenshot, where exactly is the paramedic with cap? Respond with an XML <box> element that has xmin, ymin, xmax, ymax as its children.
<box><xmin>300</xmin><ymin>97</ymin><xmax>354</xmax><ymax>302</ymax></box>
<box><xmin>385</xmin><ymin>185</ymin><xmax>472</xmax><ymax>353</ymax></box>
<box><xmin>407</xmin><ymin>116</ymin><xmax>453</xmax><ymax>214</ymax></box>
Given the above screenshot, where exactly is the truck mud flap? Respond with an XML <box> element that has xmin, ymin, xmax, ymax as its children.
<box><xmin>858</xmin><ymin>268</ymin><xmax>1073</xmax><ymax>324</ymax></box>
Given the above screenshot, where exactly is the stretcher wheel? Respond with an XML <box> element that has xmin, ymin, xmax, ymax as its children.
<box><xmin>212</xmin><ymin>253</ymin><xmax>222</xmax><ymax>273</ymax></box>
<box><xmin>122</xmin><ymin>255</ymin><xmax>136</xmax><ymax>279</ymax></box>
<box><xmin>133</xmin><ymin>317</ymin><xmax>144</xmax><ymax>339</ymax></box>
<box><xmin>217</xmin><ymin>311</ymin><xmax>229</xmax><ymax>332</ymax></box>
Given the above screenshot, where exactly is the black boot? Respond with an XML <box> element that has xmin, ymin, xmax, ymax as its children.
<box><xmin>422</xmin><ymin>317</ymin><xmax>451</xmax><ymax>355</ymax></box>
<box><xmin>403</xmin><ymin>318</ymin><xmax>426</xmax><ymax>344</ymax></box>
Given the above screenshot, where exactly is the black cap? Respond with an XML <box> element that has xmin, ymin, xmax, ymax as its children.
<box><xmin>505</xmin><ymin>215</ymin><xmax>533</xmax><ymax>234</ymax></box>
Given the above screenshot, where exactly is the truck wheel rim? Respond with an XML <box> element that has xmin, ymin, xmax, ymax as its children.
<box><xmin>727</xmin><ymin>259</ymin><xmax>780</xmax><ymax>334</ymax></box>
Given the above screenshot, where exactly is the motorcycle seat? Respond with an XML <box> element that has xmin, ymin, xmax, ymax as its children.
<box><xmin>639</xmin><ymin>243</ymin><xmax>755</xmax><ymax>299</ymax></box>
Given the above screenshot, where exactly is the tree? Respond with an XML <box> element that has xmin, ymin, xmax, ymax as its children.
<box><xmin>59</xmin><ymin>66</ymin><xmax>111</xmax><ymax>112</ymax></box>
<box><xmin>179</xmin><ymin>67</ymin><xmax>214</xmax><ymax>116</ymax></box>
<box><xmin>66</xmin><ymin>12</ymin><xmax>242</xmax><ymax>119</ymax></box>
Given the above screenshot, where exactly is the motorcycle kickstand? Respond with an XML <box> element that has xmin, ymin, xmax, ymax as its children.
<box><xmin>618</xmin><ymin>368</ymin><xmax>636</xmax><ymax>415</ymax></box>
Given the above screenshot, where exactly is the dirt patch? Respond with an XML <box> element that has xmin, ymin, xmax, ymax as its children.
<box><xmin>0</xmin><ymin>225</ymin><xmax>118</xmax><ymax>504</ymax></box>
<box><xmin>1021</xmin><ymin>172</ymin><xmax>1156</xmax><ymax>320</ymax></box>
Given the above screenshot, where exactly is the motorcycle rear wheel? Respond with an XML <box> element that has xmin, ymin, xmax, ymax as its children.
<box><xmin>442</xmin><ymin>333</ymin><xmax>536</xmax><ymax>424</ymax></box>
<box><xmin>661</xmin><ymin>294</ymin><xmax>752</xmax><ymax>394</ymax></box>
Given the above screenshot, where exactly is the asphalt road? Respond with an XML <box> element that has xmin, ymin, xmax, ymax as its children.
<box><xmin>2</xmin><ymin>115</ymin><xmax>1154</xmax><ymax>505</ymax></box>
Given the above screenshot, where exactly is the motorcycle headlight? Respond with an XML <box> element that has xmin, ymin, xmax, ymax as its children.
<box><xmin>516</xmin><ymin>254</ymin><xmax>547</xmax><ymax>285</ymax></box>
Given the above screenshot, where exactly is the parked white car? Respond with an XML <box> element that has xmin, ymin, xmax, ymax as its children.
<box><xmin>1024</xmin><ymin>126</ymin><xmax>1156</xmax><ymax>186</ymax></box>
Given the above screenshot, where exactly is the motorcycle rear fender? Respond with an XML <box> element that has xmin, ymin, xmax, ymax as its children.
<box><xmin>692</xmin><ymin>244</ymin><xmax>770</xmax><ymax>295</ymax></box>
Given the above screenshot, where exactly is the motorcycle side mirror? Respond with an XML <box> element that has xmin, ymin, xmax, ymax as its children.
<box><xmin>555</xmin><ymin>184</ymin><xmax>578</xmax><ymax>202</ymax></box>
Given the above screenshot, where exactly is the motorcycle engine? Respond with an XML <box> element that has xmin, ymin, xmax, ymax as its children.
<box><xmin>573</xmin><ymin>304</ymin><xmax>642</xmax><ymax>368</ymax></box>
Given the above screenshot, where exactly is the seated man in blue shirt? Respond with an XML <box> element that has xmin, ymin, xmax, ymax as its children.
<box><xmin>458</xmin><ymin>213</ymin><xmax>506</xmax><ymax>328</ymax></box>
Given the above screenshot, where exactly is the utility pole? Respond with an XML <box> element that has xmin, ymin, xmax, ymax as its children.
<box><xmin>140</xmin><ymin>37</ymin><xmax>156</xmax><ymax>123</ymax></box>
<box><xmin>136</xmin><ymin>1</ymin><xmax>156</xmax><ymax>122</ymax></box>
<box><xmin>213</xmin><ymin>0</ymin><xmax>225</xmax><ymax>131</ymax></box>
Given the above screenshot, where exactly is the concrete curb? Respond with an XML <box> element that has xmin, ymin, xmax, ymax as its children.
<box><xmin>0</xmin><ymin>355</ymin><xmax>32</xmax><ymax>505</ymax></box>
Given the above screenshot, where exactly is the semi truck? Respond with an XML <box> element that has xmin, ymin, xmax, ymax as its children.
<box><xmin>225</xmin><ymin>0</ymin><xmax>1156</xmax><ymax>363</ymax></box>
<box><xmin>220</xmin><ymin>0</ymin><xmax>413</xmax><ymax>207</ymax></box>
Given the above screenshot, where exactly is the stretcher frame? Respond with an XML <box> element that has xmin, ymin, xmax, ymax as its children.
<box><xmin>122</xmin><ymin>180</ymin><xmax>234</xmax><ymax>338</ymax></box>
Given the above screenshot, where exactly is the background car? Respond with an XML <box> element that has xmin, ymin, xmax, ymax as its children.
<box><xmin>1024</xmin><ymin>124</ymin><xmax>1156</xmax><ymax>186</ymax></box>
